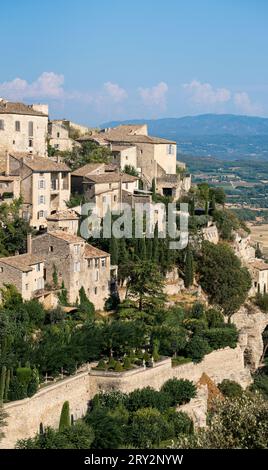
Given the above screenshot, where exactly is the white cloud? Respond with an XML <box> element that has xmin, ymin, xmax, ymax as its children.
<box><xmin>103</xmin><ymin>82</ymin><xmax>128</xmax><ymax>103</ymax></box>
<box><xmin>0</xmin><ymin>72</ymin><xmax>65</xmax><ymax>100</ymax></box>
<box><xmin>233</xmin><ymin>91</ymin><xmax>261</xmax><ymax>115</ymax></box>
<box><xmin>138</xmin><ymin>82</ymin><xmax>168</xmax><ymax>108</ymax></box>
<box><xmin>183</xmin><ymin>80</ymin><xmax>231</xmax><ymax>106</ymax></box>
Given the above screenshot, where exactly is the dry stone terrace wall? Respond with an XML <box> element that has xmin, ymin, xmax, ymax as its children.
<box><xmin>0</xmin><ymin>346</ymin><xmax>251</xmax><ymax>449</ymax></box>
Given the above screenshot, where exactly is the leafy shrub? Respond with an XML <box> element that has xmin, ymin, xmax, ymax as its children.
<box><xmin>218</xmin><ymin>379</ymin><xmax>243</xmax><ymax>398</ymax></box>
<box><xmin>8</xmin><ymin>377</ymin><xmax>27</xmax><ymax>401</ymax></box>
<box><xmin>114</xmin><ymin>361</ymin><xmax>124</xmax><ymax>372</ymax></box>
<box><xmin>107</xmin><ymin>358</ymin><xmax>117</xmax><ymax>370</ymax></box>
<box><xmin>205</xmin><ymin>308</ymin><xmax>225</xmax><ymax>328</ymax></box>
<box><xmin>96</xmin><ymin>359</ymin><xmax>107</xmax><ymax>371</ymax></box>
<box><xmin>255</xmin><ymin>293</ymin><xmax>268</xmax><ymax>312</ymax></box>
<box><xmin>161</xmin><ymin>378</ymin><xmax>197</xmax><ymax>406</ymax></box>
<box><xmin>123</xmin><ymin>357</ymin><xmax>132</xmax><ymax>370</ymax></box>
<box><xmin>204</xmin><ymin>326</ymin><xmax>238</xmax><ymax>350</ymax></box>
<box><xmin>127</xmin><ymin>387</ymin><xmax>172</xmax><ymax>412</ymax></box>
<box><xmin>16</xmin><ymin>367</ymin><xmax>32</xmax><ymax>385</ymax></box>
<box><xmin>185</xmin><ymin>335</ymin><xmax>211</xmax><ymax>363</ymax></box>
<box><xmin>128</xmin><ymin>407</ymin><xmax>173</xmax><ymax>448</ymax></box>
<box><xmin>92</xmin><ymin>391</ymin><xmax>128</xmax><ymax>410</ymax></box>
<box><xmin>164</xmin><ymin>408</ymin><xmax>194</xmax><ymax>436</ymax></box>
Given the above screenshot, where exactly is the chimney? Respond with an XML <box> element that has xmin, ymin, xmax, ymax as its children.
<box><xmin>27</xmin><ymin>233</ymin><xmax>32</xmax><ymax>254</ymax></box>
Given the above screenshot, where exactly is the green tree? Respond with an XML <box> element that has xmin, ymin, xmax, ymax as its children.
<box><xmin>124</xmin><ymin>165</ymin><xmax>139</xmax><ymax>177</ymax></box>
<box><xmin>218</xmin><ymin>379</ymin><xmax>243</xmax><ymax>398</ymax></box>
<box><xmin>184</xmin><ymin>247</ymin><xmax>194</xmax><ymax>288</ymax></box>
<box><xmin>198</xmin><ymin>241</ymin><xmax>251</xmax><ymax>319</ymax></box>
<box><xmin>127</xmin><ymin>261</ymin><xmax>166</xmax><ymax>311</ymax></box>
<box><xmin>59</xmin><ymin>401</ymin><xmax>71</xmax><ymax>432</ymax></box>
<box><xmin>0</xmin><ymin>405</ymin><xmax>7</xmax><ymax>442</ymax></box>
<box><xmin>161</xmin><ymin>378</ymin><xmax>197</xmax><ymax>406</ymax></box>
<box><xmin>109</xmin><ymin>234</ymin><xmax>118</xmax><ymax>265</ymax></box>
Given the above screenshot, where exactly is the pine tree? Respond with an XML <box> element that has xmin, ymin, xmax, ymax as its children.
<box><xmin>59</xmin><ymin>401</ymin><xmax>71</xmax><ymax>432</ymax></box>
<box><xmin>4</xmin><ymin>370</ymin><xmax>10</xmax><ymax>402</ymax></box>
<box><xmin>184</xmin><ymin>247</ymin><xmax>194</xmax><ymax>288</ymax></box>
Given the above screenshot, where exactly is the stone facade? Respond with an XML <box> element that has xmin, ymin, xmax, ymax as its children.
<box><xmin>6</xmin><ymin>153</ymin><xmax>71</xmax><ymax>229</ymax></box>
<box><xmin>31</xmin><ymin>231</ymin><xmax>111</xmax><ymax>309</ymax></box>
<box><xmin>0</xmin><ymin>100</ymin><xmax>48</xmax><ymax>158</ymax></box>
<box><xmin>201</xmin><ymin>222</ymin><xmax>219</xmax><ymax>244</ymax></box>
<box><xmin>48</xmin><ymin>121</ymin><xmax>79</xmax><ymax>152</ymax></box>
<box><xmin>111</xmin><ymin>144</ymin><xmax>137</xmax><ymax>171</ymax></box>
<box><xmin>0</xmin><ymin>253</ymin><xmax>45</xmax><ymax>301</ymax></box>
<box><xmin>46</xmin><ymin>209</ymin><xmax>79</xmax><ymax>235</ymax></box>
<box><xmin>0</xmin><ymin>346</ymin><xmax>251</xmax><ymax>448</ymax></box>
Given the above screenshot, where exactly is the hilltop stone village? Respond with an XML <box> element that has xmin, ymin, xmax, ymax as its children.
<box><xmin>0</xmin><ymin>98</ymin><xmax>268</xmax><ymax>448</ymax></box>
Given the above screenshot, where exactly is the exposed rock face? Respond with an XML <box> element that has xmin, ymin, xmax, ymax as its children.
<box><xmin>232</xmin><ymin>302</ymin><xmax>268</xmax><ymax>371</ymax></box>
<box><xmin>179</xmin><ymin>384</ymin><xmax>208</xmax><ymax>429</ymax></box>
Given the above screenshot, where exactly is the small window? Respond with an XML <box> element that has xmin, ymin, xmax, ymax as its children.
<box><xmin>38</xmin><ymin>180</ymin><xmax>45</xmax><ymax>189</ymax></box>
<box><xmin>114</xmin><ymin>195</ymin><xmax>117</xmax><ymax>202</ymax></box>
<box><xmin>109</xmin><ymin>183</ymin><xmax>112</xmax><ymax>189</ymax></box>
<box><xmin>39</xmin><ymin>195</ymin><xmax>45</xmax><ymax>204</ymax></box>
<box><xmin>0</xmin><ymin>267</ymin><xmax>3</xmax><ymax>273</ymax></box>
<box><xmin>95</xmin><ymin>258</ymin><xmax>99</xmax><ymax>268</ymax></box>
<box><xmin>94</xmin><ymin>287</ymin><xmax>97</xmax><ymax>295</ymax></box>
<box><xmin>38</xmin><ymin>210</ymin><xmax>44</xmax><ymax>219</ymax></box>
<box><xmin>57</xmin><ymin>132</ymin><xmax>60</xmax><ymax>138</ymax></box>
<box><xmin>15</xmin><ymin>121</ymin><xmax>20</xmax><ymax>132</ymax></box>
<box><xmin>101</xmin><ymin>258</ymin><xmax>106</xmax><ymax>268</ymax></box>
<box><xmin>95</xmin><ymin>271</ymin><xmax>99</xmax><ymax>281</ymax></box>
<box><xmin>74</xmin><ymin>244</ymin><xmax>80</xmax><ymax>255</ymax></box>
<box><xmin>28</xmin><ymin>121</ymin><xmax>33</xmax><ymax>137</ymax></box>
<box><xmin>36</xmin><ymin>263</ymin><xmax>41</xmax><ymax>272</ymax></box>
<box><xmin>0</xmin><ymin>120</ymin><xmax>4</xmax><ymax>130</ymax></box>
<box><xmin>29</xmin><ymin>139</ymin><xmax>33</xmax><ymax>147</ymax></box>
<box><xmin>13</xmin><ymin>140</ymin><xmax>15</xmax><ymax>145</ymax></box>
<box><xmin>49</xmin><ymin>246</ymin><xmax>54</xmax><ymax>252</ymax></box>
<box><xmin>25</xmin><ymin>284</ymin><xmax>29</xmax><ymax>291</ymax></box>
<box><xmin>126</xmin><ymin>156</ymin><xmax>128</xmax><ymax>160</ymax></box>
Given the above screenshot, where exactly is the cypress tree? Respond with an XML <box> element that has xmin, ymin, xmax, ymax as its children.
<box><xmin>118</xmin><ymin>238</ymin><xmax>129</xmax><ymax>265</ymax></box>
<box><xmin>146</xmin><ymin>238</ymin><xmax>153</xmax><ymax>260</ymax></box>
<box><xmin>137</xmin><ymin>237</ymin><xmax>146</xmax><ymax>260</ymax></box>
<box><xmin>59</xmin><ymin>401</ymin><xmax>71</xmax><ymax>431</ymax></box>
<box><xmin>185</xmin><ymin>247</ymin><xmax>194</xmax><ymax>288</ymax></box>
<box><xmin>109</xmin><ymin>234</ymin><xmax>118</xmax><ymax>265</ymax></box>
<box><xmin>210</xmin><ymin>195</ymin><xmax>216</xmax><ymax>213</ymax></box>
<box><xmin>151</xmin><ymin>178</ymin><xmax>156</xmax><ymax>199</ymax></box>
<box><xmin>152</xmin><ymin>223</ymin><xmax>159</xmax><ymax>263</ymax></box>
<box><xmin>0</xmin><ymin>366</ymin><xmax>6</xmax><ymax>402</ymax></box>
<box><xmin>4</xmin><ymin>369</ymin><xmax>10</xmax><ymax>402</ymax></box>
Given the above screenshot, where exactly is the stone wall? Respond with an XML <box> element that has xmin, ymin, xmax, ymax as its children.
<box><xmin>0</xmin><ymin>346</ymin><xmax>251</xmax><ymax>449</ymax></box>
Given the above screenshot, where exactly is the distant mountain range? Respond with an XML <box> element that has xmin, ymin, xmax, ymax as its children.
<box><xmin>102</xmin><ymin>114</ymin><xmax>268</xmax><ymax>160</ymax></box>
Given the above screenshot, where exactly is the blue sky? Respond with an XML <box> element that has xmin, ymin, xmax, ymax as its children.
<box><xmin>1</xmin><ymin>0</ymin><xmax>267</xmax><ymax>125</ymax></box>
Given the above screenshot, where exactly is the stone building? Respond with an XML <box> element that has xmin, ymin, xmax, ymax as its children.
<box><xmin>233</xmin><ymin>229</ymin><xmax>255</xmax><ymax>262</ymax></box>
<box><xmin>201</xmin><ymin>221</ymin><xmax>219</xmax><ymax>245</ymax></box>
<box><xmin>0</xmin><ymin>253</ymin><xmax>45</xmax><ymax>301</ymax></box>
<box><xmin>110</xmin><ymin>144</ymin><xmax>137</xmax><ymax>171</ymax></box>
<box><xmin>76</xmin><ymin>124</ymin><xmax>190</xmax><ymax>200</ymax></box>
<box><xmin>0</xmin><ymin>99</ymin><xmax>48</xmax><ymax>163</ymax></box>
<box><xmin>248</xmin><ymin>259</ymin><xmax>268</xmax><ymax>295</ymax></box>
<box><xmin>0</xmin><ymin>175</ymin><xmax>20</xmax><ymax>202</ymax></box>
<box><xmin>48</xmin><ymin>121</ymin><xmax>81</xmax><ymax>152</ymax></box>
<box><xmin>72</xmin><ymin>163</ymin><xmax>139</xmax><ymax>218</ymax></box>
<box><xmin>6</xmin><ymin>153</ymin><xmax>71</xmax><ymax>229</ymax></box>
<box><xmin>46</xmin><ymin>209</ymin><xmax>80</xmax><ymax>235</ymax></box>
<box><xmin>31</xmin><ymin>231</ymin><xmax>112</xmax><ymax>309</ymax></box>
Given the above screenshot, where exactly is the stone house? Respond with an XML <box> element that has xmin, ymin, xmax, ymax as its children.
<box><xmin>6</xmin><ymin>153</ymin><xmax>71</xmax><ymax>229</ymax></box>
<box><xmin>0</xmin><ymin>175</ymin><xmax>20</xmax><ymax>202</ymax></box>
<box><xmin>46</xmin><ymin>209</ymin><xmax>80</xmax><ymax>235</ymax></box>
<box><xmin>71</xmin><ymin>163</ymin><xmax>139</xmax><ymax>218</ymax></box>
<box><xmin>110</xmin><ymin>144</ymin><xmax>137</xmax><ymax>171</ymax></box>
<box><xmin>31</xmin><ymin>231</ymin><xmax>112</xmax><ymax>309</ymax></box>
<box><xmin>233</xmin><ymin>229</ymin><xmax>255</xmax><ymax>261</ymax></box>
<box><xmin>0</xmin><ymin>100</ymin><xmax>48</xmax><ymax>163</ymax></box>
<box><xmin>248</xmin><ymin>259</ymin><xmax>268</xmax><ymax>295</ymax></box>
<box><xmin>48</xmin><ymin>121</ymin><xmax>81</xmax><ymax>152</ymax></box>
<box><xmin>76</xmin><ymin>124</ymin><xmax>190</xmax><ymax>200</ymax></box>
<box><xmin>201</xmin><ymin>222</ymin><xmax>219</xmax><ymax>245</ymax></box>
<box><xmin>0</xmin><ymin>253</ymin><xmax>45</xmax><ymax>302</ymax></box>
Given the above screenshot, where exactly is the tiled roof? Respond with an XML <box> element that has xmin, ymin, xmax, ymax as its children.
<box><xmin>0</xmin><ymin>253</ymin><xmax>45</xmax><ymax>272</ymax></box>
<box><xmin>0</xmin><ymin>100</ymin><xmax>48</xmax><ymax>116</ymax></box>
<box><xmin>46</xmin><ymin>210</ymin><xmax>79</xmax><ymax>221</ymax></box>
<box><xmin>84</xmin><ymin>244</ymin><xmax>110</xmax><ymax>258</ymax></box>
<box><xmin>84</xmin><ymin>172</ymin><xmax>139</xmax><ymax>184</ymax></box>
<box><xmin>46</xmin><ymin>231</ymin><xmax>84</xmax><ymax>244</ymax></box>
<box><xmin>72</xmin><ymin>163</ymin><xmax>105</xmax><ymax>177</ymax></box>
<box><xmin>106</xmin><ymin>133</ymin><xmax>176</xmax><ymax>145</ymax></box>
<box><xmin>10</xmin><ymin>153</ymin><xmax>70</xmax><ymax>172</ymax></box>
<box><xmin>249</xmin><ymin>259</ymin><xmax>268</xmax><ymax>271</ymax></box>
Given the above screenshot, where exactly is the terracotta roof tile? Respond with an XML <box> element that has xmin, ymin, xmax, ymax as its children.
<box><xmin>84</xmin><ymin>244</ymin><xmax>110</xmax><ymax>258</ymax></box>
<box><xmin>0</xmin><ymin>253</ymin><xmax>45</xmax><ymax>272</ymax></box>
<box><xmin>10</xmin><ymin>153</ymin><xmax>70</xmax><ymax>172</ymax></box>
